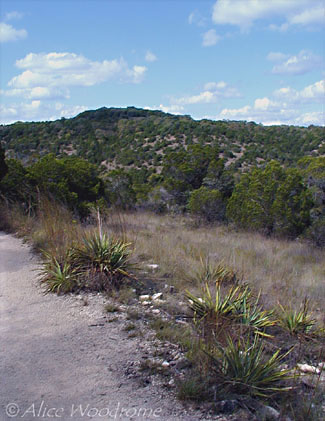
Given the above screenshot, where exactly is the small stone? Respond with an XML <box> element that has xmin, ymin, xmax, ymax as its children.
<box><xmin>260</xmin><ymin>405</ymin><xmax>280</xmax><ymax>420</ymax></box>
<box><xmin>147</xmin><ymin>264</ymin><xmax>159</xmax><ymax>271</ymax></box>
<box><xmin>141</xmin><ymin>301</ymin><xmax>150</xmax><ymax>306</ymax></box>
<box><xmin>318</xmin><ymin>362</ymin><xmax>325</xmax><ymax>371</ymax></box>
<box><xmin>153</xmin><ymin>299</ymin><xmax>165</xmax><ymax>305</ymax></box>
<box><xmin>297</xmin><ymin>363</ymin><xmax>320</xmax><ymax>374</ymax></box>
<box><xmin>152</xmin><ymin>292</ymin><xmax>163</xmax><ymax>301</ymax></box>
<box><xmin>139</xmin><ymin>295</ymin><xmax>151</xmax><ymax>301</ymax></box>
<box><xmin>152</xmin><ymin>309</ymin><xmax>160</xmax><ymax>315</ymax></box>
<box><xmin>161</xmin><ymin>361</ymin><xmax>170</xmax><ymax>368</ymax></box>
<box><xmin>215</xmin><ymin>400</ymin><xmax>239</xmax><ymax>414</ymax></box>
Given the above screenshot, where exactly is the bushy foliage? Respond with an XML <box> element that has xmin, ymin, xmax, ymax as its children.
<box><xmin>227</xmin><ymin>161</ymin><xmax>313</xmax><ymax>238</ymax></box>
<box><xmin>206</xmin><ymin>336</ymin><xmax>292</xmax><ymax>397</ymax></box>
<box><xmin>0</xmin><ymin>145</ymin><xmax>8</xmax><ymax>182</ymax></box>
<box><xmin>188</xmin><ymin>186</ymin><xmax>226</xmax><ymax>222</ymax></box>
<box><xmin>298</xmin><ymin>157</ymin><xmax>325</xmax><ymax>246</ymax></box>
<box><xmin>0</xmin><ymin>154</ymin><xmax>105</xmax><ymax>217</ymax></box>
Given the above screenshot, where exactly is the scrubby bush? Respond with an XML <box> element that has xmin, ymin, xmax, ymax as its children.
<box><xmin>188</xmin><ymin>186</ymin><xmax>226</xmax><ymax>222</ymax></box>
<box><xmin>227</xmin><ymin>161</ymin><xmax>313</xmax><ymax>238</ymax></box>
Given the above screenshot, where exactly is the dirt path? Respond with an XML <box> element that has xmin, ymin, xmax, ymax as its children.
<box><xmin>0</xmin><ymin>233</ymin><xmax>202</xmax><ymax>421</ymax></box>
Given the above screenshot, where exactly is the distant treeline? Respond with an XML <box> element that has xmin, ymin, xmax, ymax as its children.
<box><xmin>0</xmin><ymin>141</ymin><xmax>324</xmax><ymax>246</ymax></box>
<box><xmin>1</xmin><ymin>107</ymin><xmax>324</xmax><ymax>171</ymax></box>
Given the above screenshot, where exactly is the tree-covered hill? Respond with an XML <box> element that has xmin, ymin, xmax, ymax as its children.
<box><xmin>0</xmin><ymin>107</ymin><xmax>324</xmax><ymax>172</ymax></box>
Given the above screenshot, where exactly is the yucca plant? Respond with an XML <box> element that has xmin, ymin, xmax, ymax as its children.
<box><xmin>193</xmin><ymin>257</ymin><xmax>240</xmax><ymax>285</ymax></box>
<box><xmin>40</xmin><ymin>250</ymin><xmax>78</xmax><ymax>294</ymax></box>
<box><xmin>186</xmin><ymin>283</ymin><xmax>276</xmax><ymax>339</ymax></box>
<box><xmin>233</xmin><ymin>291</ymin><xmax>276</xmax><ymax>336</ymax></box>
<box><xmin>71</xmin><ymin>231</ymin><xmax>133</xmax><ymax>289</ymax></box>
<box><xmin>278</xmin><ymin>299</ymin><xmax>315</xmax><ymax>336</ymax></box>
<box><xmin>207</xmin><ymin>336</ymin><xmax>293</xmax><ymax>397</ymax></box>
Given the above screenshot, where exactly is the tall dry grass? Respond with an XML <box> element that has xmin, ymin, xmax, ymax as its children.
<box><xmin>102</xmin><ymin>211</ymin><xmax>325</xmax><ymax>318</ymax></box>
<box><xmin>1</xmin><ymin>201</ymin><xmax>324</xmax><ymax>318</ymax></box>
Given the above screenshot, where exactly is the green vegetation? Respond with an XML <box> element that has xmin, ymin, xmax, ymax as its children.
<box><xmin>0</xmin><ymin>107</ymin><xmax>324</xmax><ymax>417</ymax></box>
<box><xmin>278</xmin><ymin>299</ymin><xmax>316</xmax><ymax>336</ymax></box>
<box><xmin>206</xmin><ymin>336</ymin><xmax>292</xmax><ymax>398</ymax></box>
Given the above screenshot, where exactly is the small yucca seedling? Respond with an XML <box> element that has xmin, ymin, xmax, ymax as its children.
<box><xmin>278</xmin><ymin>299</ymin><xmax>315</xmax><ymax>336</ymax></box>
<box><xmin>40</xmin><ymin>251</ymin><xmax>78</xmax><ymax>294</ymax></box>
<box><xmin>71</xmin><ymin>231</ymin><xmax>133</xmax><ymax>289</ymax></box>
<box><xmin>186</xmin><ymin>283</ymin><xmax>275</xmax><ymax>337</ymax></box>
<box><xmin>206</xmin><ymin>336</ymin><xmax>293</xmax><ymax>397</ymax></box>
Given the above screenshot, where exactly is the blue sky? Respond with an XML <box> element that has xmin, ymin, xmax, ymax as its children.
<box><xmin>0</xmin><ymin>0</ymin><xmax>324</xmax><ymax>126</ymax></box>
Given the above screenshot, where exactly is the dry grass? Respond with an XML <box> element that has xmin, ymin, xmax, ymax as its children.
<box><xmin>102</xmin><ymin>211</ymin><xmax>325</xmax><ymax>319</ymax></box>
<box><xmin>1</xmin><ymin>202</ymin><xmax>324</xmax><ymax>316</ymax></box>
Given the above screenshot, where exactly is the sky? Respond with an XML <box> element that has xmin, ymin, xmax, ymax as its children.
<box><xmin>0</xmin><ymin>0</ymin><xmax>324</xmax><ymax>126</ymax></box>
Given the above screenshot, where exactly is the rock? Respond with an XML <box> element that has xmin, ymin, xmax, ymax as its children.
<box><xmin>300</xmin><ymin>372</ymin><xmax>325</xmax><ymax>388</ymax></box>
<box><xmin>175</xmin><ymin>357</ymin><xmax>190</xmax><ymax>370</ymax></box>
<box><xmin>318</xmin><ymin>362</ymin><xmax>325</xmax><ymax>371</ymax></box>
<box><xmin>141</xmin><ymin>301</ymin><xmax>151</xmax><ymax>306</ymax></box>
<box><xmin>152</xmin><ymin>309</ymin><xmax>160</xmax><ymax>315</ymax></box>
<box><xmin>259</xmin><ymin>405</ymin><xmax>280</xmax><ymax>420</ymax></box>
<box><xmin>297</xmin><ymin>363</ymin><xmax>320</xmax><ymax>374</ymax></box>
<box><xmin>153</xmin><ymin>299</ymin><xmax>165</xmax><ymax>305</ymax></box>
<box><xmin>215</xmin><ymin>400</ymin><xmax>240</xmax><ymax>414</ymax></box>
<box><xmin>161</xmin><ymin>361</ymin><xmax>170</xmax><ymax>368</ymax></box>
<box><xmin>139</xmin><ymin>295</ymin><xmax>151</xmax><ymax>301</ymax></box>
<box><xmin>152</xmin><ymin>292</ymin><xmax>163</xmax><ymax>301</ymax></box>
<box><xmin>147</xmin><ymin>264</ymin><xmax>159</xmax><ymax>271</ymax></box>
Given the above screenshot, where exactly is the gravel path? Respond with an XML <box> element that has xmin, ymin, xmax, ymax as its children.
<box><xmin>0</xmin><ymin>233</ymin><xmax>202</xmax><ymax>421</ymax></box>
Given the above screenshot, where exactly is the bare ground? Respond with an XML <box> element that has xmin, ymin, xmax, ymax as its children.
<box><xmin>0</xmin><ymin>233</ymin><xmax>210</xmax><ymax>421</ymax></box>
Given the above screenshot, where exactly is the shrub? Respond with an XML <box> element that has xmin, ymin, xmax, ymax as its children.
<box><xmin>278</xmin><ymin>299</ymin><xmax>316</xmax><ymax>336</ymax></box>
<box><xmin>188</xmin><ymin>186</ymin><xmax>226</xmax><ymax>222</ymax></box>
<box><xmin>70</xmin><ymin>231</ymin><xmax>133</xmax><ymax>290</ymax></box>
<box><xmin>40</xmin><ymin>251</ymin><xmax>78</xmax><ymax>294</ymax></box>
<box><xmin>206</xmin><ymin>336</ymin><xmax>292</xmax><ymax>397</ymax></box>
<box><xmin>186</xmin><ymin>282</ymin><xmax>275</xmax><ymax>340</ymax></box>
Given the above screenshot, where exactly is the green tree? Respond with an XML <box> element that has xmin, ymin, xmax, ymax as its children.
<box><xmin>298</xmin><ymin>157</ymin><xmax>325</xmax><ymax>246</ymax></box>
<box><xmin>227</xmin><ymin>161</ymin><xmax>313</xmax><ymax>238</ymax></box>
<box><xmin>188</xmin><ymin>186</ymin><xmax>226</xmax><ymax>222</ymax></box>
<box><xmin>162</xmin><ymin>144</ymin><xmax>219</xmax><ymax>205</ymax></box>
<box><xmin>104</xmin><ymin>169</ymin><xmax>136</xmax><ymax>209</ymax></box>
<box><xmin>0</xmin><ymin>145</ymin><xmax>8</xmax><ymax>182</ymax></box>
<box><xmin>28</xmin><ymin>154</ymin><xmax>104</xmax><ymax>216</ymax></box>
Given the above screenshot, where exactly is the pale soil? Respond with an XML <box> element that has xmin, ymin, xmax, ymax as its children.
<box><xmin>0</xmin><ymin>233</ymin><xmax>213</xmax><ymax>421</ymax></box>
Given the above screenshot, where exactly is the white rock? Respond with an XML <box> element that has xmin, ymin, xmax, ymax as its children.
<box><xmin>141</xmin><ymin>301</ymin><xmax>151</xmax><ymax>306</ymax></box>
<box><xmin>139</xmin><ymin>295</ymin><xmax>151</xmax><ymax>301</ymax></box>
<box><xmin>147</xmin><ymin>264</ymin><xmax>159</xmax><ymax>271</ymax></box>
<box><xmin>153</xmin><ymin>299</ymin><xmax>165</xmax><ymax>305</ymax></box>
<box><xmin>161</xmin><ymin>361</ymin><xmax>170</xmax><ymax>368</ymax></box>
<box><xmin>318</xmin><ymin>362</ymin><xmax>325</xmax><ymax>371</ymax></box>
<box><xmin>152</xmin><ymin>309</ymin><xmax>160</xmax><ymax>315</ymax></box>
<box><xmin>297</xmin><ymin>363</ymin><xmax>320</xmax><ymax>374</ymax></box>
<box><xmin>152</xmin><ymin>292</ymin><xmax>163</xmax><ymax>301</ymax></box>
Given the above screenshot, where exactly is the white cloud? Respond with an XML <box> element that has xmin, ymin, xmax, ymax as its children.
<box><xmin>145</xmin><ymin>50</ymin><xmax>157</xmax><ymax>62</ymax></box>
<box><xmin>188</xmin><ymin>10</ymin><xmax>206</xmax><ymax>27</ymax></box>
<box><xmin>289</xmin><ymin>5</ymin><xmax>325</xmax><ymax>26</ymax></box>
<box><xmin>212</xmin><ymin>0</ymin><xmax>324</xmax><ymax>31</ymax></box>
<box><xmin>0</xmin><ymin>22</ymin><xmax>27</xmax><ymax>42</ymax></box>
<box><xmin>274</xmin><ymin>80</ymin><xmax>325</xmax><ymax>103</ymax></box>
<box><xmin>268</xmin><ymin>50</ymin><xmax>322</xmax><ymax>75</ymax></box>
<box><xmin>145</xmin><ymin>104</ymin><xmax>185</xmax><ymax>115</ymax></box>
<box><xmin>0</xmin><ymin>101</ymin><xmax>87</xmax><ymax>124</ymax></box>
<box><xmin>4</xmin><ymin>52</ymin><xmax>147</xmax><ymax>100</ymax></box>
<box><xmin>173</xmin><ymin>81</ymin><xmax>240</xmax><ymax>105</ymax></box>
<box><xmin>5</xmin><ymin>11</ymin><xmax>24</xmax><ymax>21</ymax></box>
<box><xmin>217</xmin><ymin>79</ymin><xmax>325</xmax><ymax>126</ymax></box>
<box><xmin>202</xmin><ymin>29</ymin><xmax>221</xmax><ymax>47</ymax></box>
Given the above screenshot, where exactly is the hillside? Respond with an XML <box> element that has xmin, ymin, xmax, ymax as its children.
<box><xmin>0</xmin><ymin>107</ymin><xmax>324</xmax><ymax>172</ymax></box>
